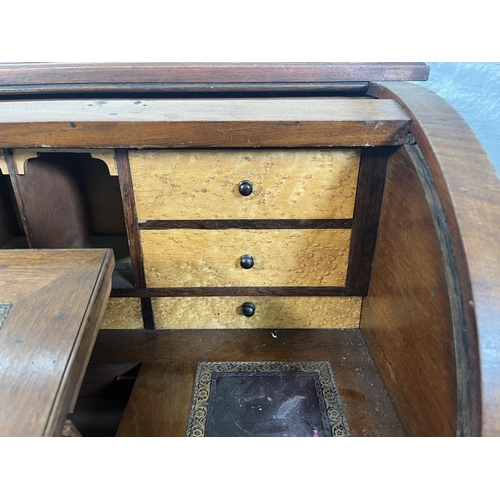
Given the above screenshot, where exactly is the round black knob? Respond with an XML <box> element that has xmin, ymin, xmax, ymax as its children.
<box><xmin>238</xmin><ymin>180</ymin><xmax>253</xmax><ymax>196</ymax></box>
<box><xmin>240</xmin><ymin>254</ymin><xmax>254</xmax><ymax>269</ymax></box>
<box><xmin>242</xmin><ymin>302</ymin><xmax>255</xmax><ymax>317</ymax></box>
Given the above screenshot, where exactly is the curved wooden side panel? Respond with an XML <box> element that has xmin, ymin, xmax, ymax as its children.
<box><xmin>366</xmin><ymin>82</ymin><xmax>500</xmax><ymax>436</ymax></box>
<box><xmin>360</xmin><ymin>146</ymin><xmax>457</xmax><ymax>436</ymax></box>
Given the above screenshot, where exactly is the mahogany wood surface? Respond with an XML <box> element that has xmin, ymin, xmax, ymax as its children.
<box><xmin>360</xmin><ymin>146</ymin><xmax>457</xmax><ymax>436</ymax></box>
<box><xmin>6</xmin><ymin>153</ymin><xmax>91</xmax><ymax>248</ymax></box>
<box><xmin>0</xmin><ymin>249</ymin><xmax>114</xmax><ymax>436</ymax></box>
<box><xmin>368</xmin><ymin>82</ymin><xmax>500</xmax><ymax>436</ymax></box>
<box><xmin>105</xmin><ymin>329</ymin><xmax>405</xmax><ymax>437</ymax></box>
<box><xmin>0</xmin><ymin>98</ymin><xmax>411</xmax><ymax>148</ymax></box>
<box><xmin>0</xmin><ymin>63</ymin><xmax>429</xmax><ymax>88</ymax></box>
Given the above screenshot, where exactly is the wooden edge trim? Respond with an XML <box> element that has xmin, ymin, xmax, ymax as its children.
<box><xmin>44</xmin><ymin>249</ymin><xmax>114</xmax><ymax>436</ymax></box>
<box><xmin>138</xmin><ymin>219</ymin><xmax>353</xmax><ymax>230</ymax></box>
<box><xmin>368</xmin><ymin>82</ymin><xmax>500</xmax><ymax>436</ymax></box>
<box><xmin>110</xmin><ymin>287</ymin><xmax>347</xmax><ymax>298</ymax></box>
<box><xmin>0</xmin><ymin>63</ymin><xmax>430</xmax><ymax>86</ymax></box>
<box><xmin>405</xmin><ymin>144</ymin><xmax>475</xmax><ymax>437</ymax></box>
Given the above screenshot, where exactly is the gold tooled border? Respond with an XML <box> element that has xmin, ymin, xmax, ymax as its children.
<box><xmin>0</xmin><ymin>303</ymin><xmax>12</xmax><ymax>329</ymax></box>
<box><xmin>186</xmin><ymin>361</ymin><xmax>351</xmax><ymax>437</ymax></box>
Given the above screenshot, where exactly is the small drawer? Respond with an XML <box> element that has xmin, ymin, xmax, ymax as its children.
<box><xmin>100</xmin><ymin>298</ymin><xmax>144</xmax><ymax>329</ymax></box>
<box><xmin>129</xmin><ymin>149</ymin><xmax>359</xmax><ymax>221</ymax></box>
<box><xmin>152</xmin><ymin>296</ymin><xmax>362</xmax><ymax>329</ymax></box>
<box><xmin>141</xmin><ymin>229</ymin><xmax>351</xmax><ymax>287</ymax></box>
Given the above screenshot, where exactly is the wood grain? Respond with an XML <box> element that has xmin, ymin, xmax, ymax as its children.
<box><xmin>141</xmin><ymin>229</ymin><xmax>351</xmax><ymax>287</ymax></box>
<box><xmin>345</xmin><ymin>148</ymin><xmax>392</xmax><ymax>295</ymax></box>
<box><xmin>115</xmin><ymin>149</ymin><xmax>146</xmax><ymax>288</ymax></box>
<box><xmin>95</xmin><ymin>329</ymin><xmax>404</xmax><ymax>437</ymax></box>
<box><xmin>0</xmin><ymin>98</ymin><xmax>412</xmax><ymax>148</ymax></box>
<box><xmin>130</xmin><ymin>149</ymin><xmax>359</xmax><ymax>220</ymax></box>
<box><xmin>0</xmin><ymin>249</ymin><xmax>114</xmax><ymax>436</ymax></box>
<box><xmin>0</xmin><ymin>63</ymin><xmax>430</xmax><ymax>87</ymax></box>
<box><xmin>7</xmin><ymin>153</ymin><xmax>91</xmax><ymax>248</ymax></box>
<box><xmin>360</xmin><ymin>146</ymin><xmax>457</xmax><ymax>436</ymax></box>
<box><xmin>100</xmin><ymin>298</ymin><xmax>144</xmax><ymax>330</ymax></box>
<box><xmin>152</xmin><ymin>296</ymin><xmax>361</xmax><ymax>329</ymax></box>
<box><xmin>368</xmin><ymin>82</ymin><xmax>500</xmax><ymax>436</ymax></box>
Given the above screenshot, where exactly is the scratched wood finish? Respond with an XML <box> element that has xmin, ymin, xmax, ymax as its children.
<box><xmin>0</xmin><ymin>99</ymin><xmax>411</xmax><ymax>148</ymax></box>
<box><xmin>141</xmin><ymin>229</ymin><xmax>350</xmax><ymax>287</ymax></box>
<box><xmin>360</xmin><ymin>147</ymin><xmax>457</xmax><ymax>436</ymax></box>
<box><xmin>130</xmin><ymin>149</ymin><xmax>360</xmax><ymax>220</ymax></box>
<box><xmin>368</xmin><ymin>82</ymin><xmax>500</xmax><ymax>436</ymax></box>
<box><xmin>152</xmin><ymin>296</ymin><xmax>361</xmax><ymax>329</ymax></box>
<box><xmin>0</xmin><ymin>249</ymin><xmax>114</xmax><ymax>436</ymax></box>
<box><xmin>100</xmin><ymin>298</ymin><xmax>144</xmax><ymax>330</ymax></box>
<box><xmin>94</xmin><ymin>329</ymin><xmax>404</xmax><ymax>437</ymax></box>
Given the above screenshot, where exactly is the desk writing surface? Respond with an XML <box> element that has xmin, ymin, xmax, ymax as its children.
<box><xmin>0</xmin><ymin>249</ymin><xmax>114</xmax><ymax>436</ymax></box>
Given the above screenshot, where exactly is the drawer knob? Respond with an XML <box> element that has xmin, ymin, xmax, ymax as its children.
<box><xmin>240</xmin><ymin>254</ymin><xmax>254</xmax><ymax>269</ymax></box>
<box><xmin>242</xmin><ymin>302</ymin><xmax>255</xmax><ymax>317</ymax></box>
<box><xmin>238</xmin><ymin>180</ymin><xmax>253</xmax><ymax>196</ymax></box>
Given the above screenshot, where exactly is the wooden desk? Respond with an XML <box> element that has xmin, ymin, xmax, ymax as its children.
<box><xmin>0</xmin><ymin>249</ymin><xmax>114</xmax><ymax>436</ymax></box>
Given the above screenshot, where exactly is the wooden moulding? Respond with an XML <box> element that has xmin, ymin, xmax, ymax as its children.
<box><xmin>0</xmin><ymin>98</ymin><xmax>412</xmax><ymax>148</ymax></box>
<box><xmin>0</xmin><ymin>63</ymin><xmax>430</xmax><ymax>88</ymax></box>
<box><xmin>152</xmin><ymin>296</ymin><xmax>362</xmax><ymax>330</ymax></box>
<box><xmin>129</xmin><ymin>149</ymin><xmax>359</xmax><ymax>221</ymax></box>
<box><xmin>141</xmin><ymin>229</ymin><xmax>351</xmax><ymax>288</ymax></box>
<box><xmin>368</xmin><ymin>83</ymin><xmax>500</xmax><ymax>437</ymax></box>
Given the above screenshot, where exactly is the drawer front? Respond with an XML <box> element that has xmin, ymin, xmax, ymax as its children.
<box><xmin>129</xmin><ymin>149</ymin><xmax>359</xmax><ymax>220</ymax></box>
<box><xmin>152</xmin><ymin>296</ymin><xmax>361</xmax><ymax>329</ymax></box>
<box><xmin>100</xmin><ymin>298</ymin><xmax>144</xmax><ymax>329</ymax></box>
<box><xmin>141</xmin><ymin>229</ymin><xmax>350</xmax><ymax>287</ymax></box>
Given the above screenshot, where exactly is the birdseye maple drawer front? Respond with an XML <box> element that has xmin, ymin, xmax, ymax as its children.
<box><xmin>152</xmin><ymin>296</ymin><xmax>362</xmax><ymax>329</ymax></box>
<box><xmin>129</xmin><ymin>149</ymin><xmax>360</xmax><ymax>220</ymax></box>
<box><xmin>141</xmin><ymin>229</ymin><xmax>351</xmax><ymax>287</ymax></box>
<box><xmin>100</xmin><ymin>298</ymin><xmax>144</xmax><ymax>329</ymax></box>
